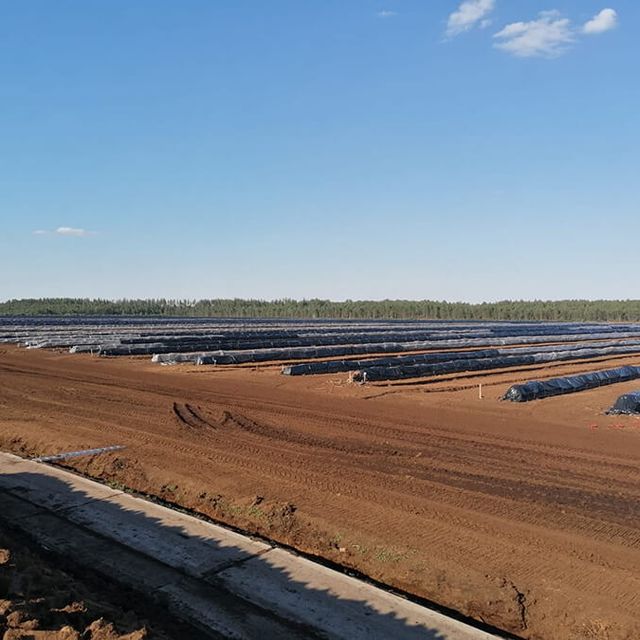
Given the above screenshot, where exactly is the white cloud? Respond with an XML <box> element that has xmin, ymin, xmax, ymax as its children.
<box><xmin>377</xmin><ymin>10</ymin><xmax>397</xmax><ymax>18</ymax></box>
<box><xmin>446</xmin><ymin>0</ymin><xmax>495</xmax><ymax>37</ymax></box>
<box><xmin>33</xmin><ymin>227</ymin><xmax>96</xmax><ymax>237</ymax></box>
<box><xmin>493</xmin><ymin>10</ymin><xmax>575</xmax><ymax>57</ymax></box>
<box><xmin>56</xmin><ymin>226</ymin><xmax>94</xmax><ymax>237</ymax></box>
<box><xmin>583</xmin><ymin>8</ymin><xmax>617</xmax><ymax>34</ymax></box>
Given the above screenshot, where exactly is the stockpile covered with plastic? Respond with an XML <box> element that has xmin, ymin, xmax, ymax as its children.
<box><xmin>102</xmin><ymin>327</ymin><xmax>598</xmax><ymax>357</ymax></box>
<box><xmin>503</xmin><ymin>366</ymin><xmax>640</xmax><ymax>402</ymax></box>
<box><xmin>155</xmin><ymin>332</ymin><xmax>640</xmax><ymax>366</ymax></box>
<box><xmin>351</xmin><ymin>345</ymin><xmax>640</xmax><ymax>383</ymax></box>
<box><xmin>283</xmin><ymin>339</ymin><xmax>640</xmax><ymax>376</ymax></box>
<box><xmin>607</xmin><ymin>391</ymin><xmax>640</xmax><ymax>414</ymax></box>
<box><xmin>5</xmin><ymin>317</ymin><xmax>640</xmax><ymax>382</ymax></box>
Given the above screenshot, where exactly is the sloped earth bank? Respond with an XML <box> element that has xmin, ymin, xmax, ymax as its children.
<box><xmin>1</xmin><ymin>346</ymin><xmax>640</xmax><ymax>639</ymax></box>
<box><xmin>0</xmin><ymin>522</ymin><xmax>206</xmax><ymax>639</ymax></box>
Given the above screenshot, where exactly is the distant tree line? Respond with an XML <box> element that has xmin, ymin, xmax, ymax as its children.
<box><xmin>2</xmin><ymin>298</ymin><xmax>640</xmax><ymax>322</ymax></box>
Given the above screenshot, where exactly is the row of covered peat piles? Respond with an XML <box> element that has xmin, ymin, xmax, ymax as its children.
<box><xmin>3</xmin><ymin>317</ymin><xmax>640</xmax><ymax>396</ymax></box>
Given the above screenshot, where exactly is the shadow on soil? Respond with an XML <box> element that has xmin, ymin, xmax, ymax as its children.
<box><xmin>0</xmin><ymin>469</ymin><xmax>474</xmax><ymax>640</ymax></box>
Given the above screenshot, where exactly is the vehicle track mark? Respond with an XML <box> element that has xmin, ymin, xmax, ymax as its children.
<box><xmin>172</xmin><ymin>402</ymin><xmax>218</xmax><ymax>431</ymax></box>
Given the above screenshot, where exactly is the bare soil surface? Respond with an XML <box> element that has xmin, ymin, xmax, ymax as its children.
<box><xmin>1</xmin><ymin>346</ymin><xmax>640</xmax><ymax>639</ymax></box>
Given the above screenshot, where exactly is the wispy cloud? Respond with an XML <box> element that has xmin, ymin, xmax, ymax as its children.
<box><xmin>56</xmin><ymin>226</ymin><xmax>95</xmax><ymax>237</ymax></box>
<box><xmin>33</xmin><ymin>226</ymin><xmax>97</xmax><ymax>237</ymax></box>
<box><xmin>493</xmin><ymin>10</ymin><xmax>574</xmax><ymax>58</ymax></box>
<box><xmin>446</xmin><ymin>0</ymin><xmax>495</xmax><ymax>37</ymax></box>
<box><xmin>583</xmin><ymin>8</ymin><xmax>617</xmax><ymax>34</ymax></box>
<box><xmin>377</xmin><ymin>10</ymin><xmax>397</xmax><ymax>19</ymax></box>
<box><xmin>493</xmin><ymin>7</ymin><xmax>618</xmax><ymax>58</ymax></box>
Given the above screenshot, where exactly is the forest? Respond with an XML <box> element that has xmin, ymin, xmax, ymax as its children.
<box><xmin>2</xmin><ymin>298</ymin><xmax>640</xmax><ymax>321</ymax></box>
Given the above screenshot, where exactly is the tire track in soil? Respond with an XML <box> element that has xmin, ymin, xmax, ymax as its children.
<box><xmin>172</xmin><ymin>402</ymin><xmax>219</xmax><ymax>431</ymax></box>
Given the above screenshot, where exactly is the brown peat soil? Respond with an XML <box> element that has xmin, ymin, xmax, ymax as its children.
<box><xmin>1</xmin><ymin>346</ymin><xmax>639</xmax><ymax>639</ymax></box>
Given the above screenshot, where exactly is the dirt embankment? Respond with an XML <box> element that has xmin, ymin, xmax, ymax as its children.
<box><xmin>1</xmin><ymin>346</ymin><xmax>640</xmax><ymax>639</ymax></box>
<box><xmin>0</xmin><ymin>521</ymin><xmax>205</xmax><ymax>640</ymax></box>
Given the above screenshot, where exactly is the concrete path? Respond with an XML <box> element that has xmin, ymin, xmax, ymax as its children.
<box><xmin>0</xmin><ymin>452</ymin><xmax>505</xmax><ymax>640</ymax></box>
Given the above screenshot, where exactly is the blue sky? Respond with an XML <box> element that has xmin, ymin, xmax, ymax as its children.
<box><xmin>0</xmin><ymin>1</ymin><xmax>637</xmax><ymax>302</ymax></box>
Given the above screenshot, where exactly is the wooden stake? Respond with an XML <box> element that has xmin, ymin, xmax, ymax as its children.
<box><xmin>478</xmin><ymin>383</ymin><xmax>483</xmax><ymax>399</ymax></box>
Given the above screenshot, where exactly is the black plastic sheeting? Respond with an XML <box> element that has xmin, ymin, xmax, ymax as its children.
<box><xmin>9</xmin><ymin>317</ymin><xmax>523</xmax><ymax>347</ymax></box>
<box><xmin>6</xmin><ymin>317</ymin><xmax>640</xmax><ymax>358</ymax></box>
<box><xmin>152</xmin><ymin>331</ymin><xmax>640</xmax><ymax>365</ymax></box>
<box><xmin>503</xmin><ymin>367</ymin><xmax>640</xmax><ymax>402</ymax></box>
<box><xmin>194</xmin><ymin>345</ymin><xmax>355</xmax><ymax>365</ymax></box>
<box><xmin>153</xmin><ymin>345</ymin><xmax>359</xmax><ymax>365</ymax></box>
<box><xmin>282</xmin><ymin>348</ymin><xmax>502</xmax><ymax>375</ymax></box>
<box><xmin>5</xmin><ymin>318</ymin><xmax>640</xmax><ymax>370</ymax></box>
<box><xmin>351</xmin><ymin>345</ymin><xmax>640</xmax><ymax>383</ymax></box>
<box><xmin>606</xmin><ymin>391</ymin><xmax>640</xmax><ymax>415</ymax></box>
<box><xmin>283</xmin><ymin>339</ymin><xmax>640</xmax><ymax>376</ymax></box>
<box><xmin>96</xmin><ymin>330</ymin><xmax>586</xmax><ymax>356</ymax></box>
